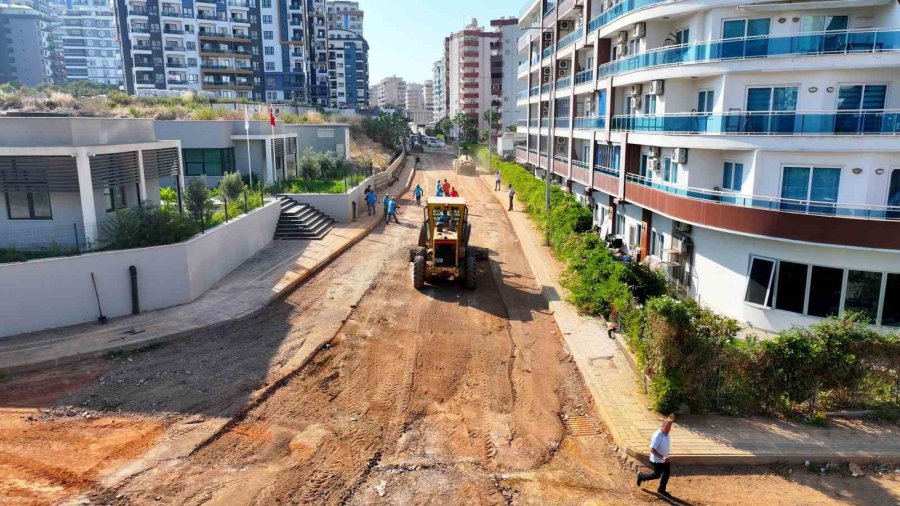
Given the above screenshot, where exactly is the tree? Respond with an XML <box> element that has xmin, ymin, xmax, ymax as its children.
<box><xmin>361</xmin><ymin>112</ymin><xmax>410</xmax><ymax>150</ymax></box>
<box><xmin>185</xmin><ymin>176</ymin><xmax>213</xmax><ymax>228</ymax></box>
<box><xmin>482</xmin><ymin>108</ymin><xmax>498</xmax><ymax>126</ymax></box>
<box><xmin>159</xmin><ymin>187</ymin><xmax>177</xmax><ymax>209</ymax></box>
<box><xmin>218</xmin><ymin>172</ymin><xmax>244</xmax><ymax>203</ymax></box>
<box><xmin>299</xmin><ymin>147</ymin><xmax>321</xmax><ymax>180</ymax></box>
<box><xmin>438</xmin><ymin>116</ymin><xmax>453</xmax><ymax>136</ymax></box>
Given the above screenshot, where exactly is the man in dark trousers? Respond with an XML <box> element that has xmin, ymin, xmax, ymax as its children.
<box><xmin>507</xmin><ymin>184</ymin><xmax>516</xmax><ymax>211</ymax></box>
<box><xmin>637</xmin><ymin>415</ymin><xmax>675</xmax><ymax>498</ymax></box>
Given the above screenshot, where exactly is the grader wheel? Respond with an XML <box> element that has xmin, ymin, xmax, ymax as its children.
<box><xmin>412</xmin><ymin>255</ymin><xmax>426</xmax><ymax>289</ymax></box>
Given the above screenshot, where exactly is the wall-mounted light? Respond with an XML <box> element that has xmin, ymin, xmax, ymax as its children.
<box><xmin>826</xmin><ymin>87</ymin><xmax>835</xmax><ymax>93</ymax></box>
<box><xmin>778</xmin><ymin>17</ymin><xmax>787</xmax><ymax>24</ymax></box>
<box><xmin>876</xmin><ymin>168</ymin><xmax>886</xmax><ymax>175</ymax></box>
<box><xmin>852</xmin><ymin>168</ymin><xmax>863</xmax><ymax>175</ymax></box>
<box><xmin>792</xmin><ymin>17</ymin><xmax>800</xmax><ymax>23</ymax></box>
<box><xmin>808</xmin><ymin>86</ymin><xmax>818</xmax><ymax>93</ymax></box>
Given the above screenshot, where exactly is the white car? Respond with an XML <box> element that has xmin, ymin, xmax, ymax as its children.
<box><xmin>426</xmin><ymin>139</ymin><xmax>446</xmax><ymax>148</ymax></box>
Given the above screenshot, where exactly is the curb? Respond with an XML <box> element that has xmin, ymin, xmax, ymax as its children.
<box><xmin>2</xmin><ymin>162</ymin><xmax>418</xmax><ymax>377</ymax></box>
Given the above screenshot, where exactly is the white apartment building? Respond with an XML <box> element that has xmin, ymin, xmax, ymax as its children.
<box><xmin>424</xmin><ymin>79</ymin><xmax>434</xmax><ymax>121</ymax></box>
<box><xmin>516</xmin><ymin>0</ymin><xmax>900</xmax><ymax>333</ymax></box>
<box><xmin>372</xmin><ymin>75</ymin><xmax>406</xmax><ymax>108</ymax></box>
<box><xmin>432</xmin><ymin>59</ymin><xmax>445</xmax><ymax>121</ymax></box>
<box><xmin>443</xmin><ymin>17</ymin><xmax>520</xmax><ymax>133</ymax></box>
<box><xmin>59</xmin><ymin>6</ymin><xmax>123</xmax><ymax>86</ymax></box>
<box><xmin>326</xmin><ymin>0</ymin><xmax>362</xmax><ymax>36</ymax></box>
<box><xmin>493</xmin><ymin>17</ymin><xmax>522</xmax><ymax>131</ymax></box>
<box><xmin>404</xmin><ymin>81</ymin><xmax>430</xmax><ymax>124</ymax></box>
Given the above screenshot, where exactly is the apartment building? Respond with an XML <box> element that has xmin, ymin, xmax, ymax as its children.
<box><xmin>432</xmin><ymin>59</ymin><xmax>445</xmax><ymax>121</ymax></box>
<box><xmin>491</xmin><ymin>17</ymin><xmax>522</xmax><ymax>131</ymax></box>
<box><xmin>423</xmin><ymin>79</ymin><xmax>434</xmax><ymax>122</ymax></box>
<box><xmin>325</xmin><ymin>0</ymin><xmax>361</xmax><ymax>36</ymax></box>
<box><xmin>326</xmin><ymin>27</ymin><xmax>368</xmax><ymax>108</ymax></box>
<box><xmin>404</xmin><ymin>82</ymin><xmax>430</xmax><ymax>124</ymax></box>
<box><xmin>443</xmin><ymin>17</ymin><xmax>520</xmax><ymax>133</ymax></box>
<box><xmin>59</xmin><ymin>6</ymin><xmax>124</xmax><ymax>85</ymax></box>
<box><xmin>0</xmin><ymin>4</ymin><xmax>48</xmax><ymax>86</ymax></box>
<box><xmin>372</xmin><ymin>75</ymin><xmax>406</xmax><ymax>108</ymax></box>
<box><xmin>515</xmin><ymin>0</ymin><xmax>900</xmax><ymax>333</ymax></box>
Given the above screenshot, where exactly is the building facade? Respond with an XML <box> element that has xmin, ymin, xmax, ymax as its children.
<box><xmin>423</xmin><ymin>79</ymin><xmax>434</xmax><ymax>122</ymax></box>
<box><xmin>432</xmin><ymin>59</ymin><xmax>445</xmax><ymax>121</ymax></box>
<box><xmin>443</xmin><ymin>17</ymin><xmax>520</xmax><ymax>133</ymax></box>
<box><xmin>326</xmin><ymin>27</ymin><xmax>368</xmax><ymax>108</ymax></box>
<box><xmin>372</xmin><ymin>75</ymin><xmax>406</xmax><ymax>109</ymax></box>
<box><xmin>405</xmin><ymin>82</ymin><xmax>429</xmax><ymax>124</ymax></box>
<box><xmin>515</xmin><ymin>0</ymin><xmax>900</xmax><ymax>333</ymax></box>
<box><xmin>0</xmin><ymin>4</ymin><xmax>51</xmax><ymax>86</ymax></box>
<box><xmin>325</xmin><ymin>0</ymin><xmax>361</xmax><ymax>36</ymax></box>
<box><xmin>491</xmin><ymin>17</ymin><xmax>521</xmax><ymax>132</ymax></box>
<box><xmin>59</xmin><ymin>6</ymin><xmax>124</xmax><ymax>86</ymax></box>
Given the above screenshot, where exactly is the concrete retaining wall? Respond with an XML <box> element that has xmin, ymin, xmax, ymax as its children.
<box><xmin>0</xmin><ymin>201</ymin><xmax>280</xmax><ymax>338</ymax></box>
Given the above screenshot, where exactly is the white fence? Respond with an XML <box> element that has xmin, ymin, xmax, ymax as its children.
<box><xmin>0</xmin><ymin>201</ymin><xmax>281</xmax><ymax>338</ymax></box>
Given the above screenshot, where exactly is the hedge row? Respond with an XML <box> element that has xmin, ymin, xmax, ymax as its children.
<box><xmin>480</xmin><ymin>148</ymin><xmax>900</xmax><ymax>420</ymax></box>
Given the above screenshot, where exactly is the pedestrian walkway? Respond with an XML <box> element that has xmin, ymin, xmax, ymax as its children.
<box><xmin>0</xmin><ymin>161</ymin><xmax>416</xmax><ymax>376</ymax></box>
<box><xmin>479</xmin><ymin>173</ymin><xmax>900</xmax><ymax>466</ymax></box>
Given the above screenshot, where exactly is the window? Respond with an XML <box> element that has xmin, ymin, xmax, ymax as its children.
<box><xmin>800</xmin><ymin>15</ymin><xmax>848</xmax><ymax>32</ymax></box>
<box><xmin>883</xmin><ymin>274</ymin><xmax>900</xmax><ymax>328</ymax></box>
<box><xmin>265</xmin><ymin>61</ymin><xmax>275</xmax><ymax>71</ymax></box>
<box><xmin>722</xmin><ymin>161</ymin><xmax>743</xmax><ymax>191</ymax></box>
<box><xmin>673</xmin><ymin>27</ymin><xmax>689</xmax><ymax>45</ymax></box>
<box><xmin>844</xmin><ymin>270</ymin><xmax>883</xmax><ymax>321</ymax></box>
<box><xmin>774</xmin><ymin>261</ymin><xmax>808</xmax><ymax>313</ymax></box>
<box><xmin>262</xmin><ymin>14</ymin><xmax>272</xmax><ymax>23</ymax></box>
<box><xmin>104</xmin><ymin>185</ymin><xmax>127</xmax><ymax>213</ymax></box>
<box><xmin>745</xmin><ymin>257</ymin><xmax>776</xmax><ymax>307</ymax></box>
<box><xmin>263</xmin><ymin>30</ymin><xmax>273</xmax><ymax>40</ymax></box>
<box><xmin>261</xmin><ymin>0</ymin><xmax>271</xmax><ymax>6</ymax></box>
<box><xmin>722</xmin><ymin>18</ymin><xmax>770</xmax><ymax>58</ymax></box>
<box><xmin>746</xmin><ymin>86</ymin><xmax>798</xmax><ymax>133</ymax></box>
<box><xmin>697</xmin><ymin>89</ymin><xmax>714</xmax><ymax>114</ymax></box>
<box><xmin>780</xmin><ymin>166</ymin><xmax>840</xmax><ymax>214</ymax></box>
<box><xmin>807</xmin><ymin>266</ymin><xmax>844</xmax><ymax>318</ymax></box>
<box><xmin>183</xmin><ymin>148</ymin><xmax>235</xmax><ymax>176</ymax></box>
<box><xmin>628</xmin><ymin>223</ymin><xmax>642</xmax><ymax>249</ymax></box>
<box><xmin>264</xmin><ymin>46</ymin><xmax>274</xmax><ymax>55</ymax></box>
<box><xmin>835</xmin><ymin>84</ymin><xmax>887</xmax><ymax>133</ymax></box>
<box><xmin>615</xmin><ymin>213</ymin><xmax>625</xmax><ymax>235</ymax></box>
<box><xmin>5</xmin><ymin>192</ymin><xmax>52</xmax><ymax>220</ymax></box>
<box><xmin>663</xmin><ymin>157</ymin><xmax>677</xmax><ymax>183</ymax></box>
<box><xmin>640</xmin><ymin>154</ymin><xmax>649</xmax><ymax>178</ymax></box>
<box><xmin>641</xmin><ymin>94</ymin><xmax>656</xmax><ymax>115</ymax></box>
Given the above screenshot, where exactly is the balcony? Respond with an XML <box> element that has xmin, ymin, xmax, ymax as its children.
<box><xmin>555</xmin><ymin>117</ymin><xmax>570</xmax><ymax>128</ymax></box>
<box><xmin>574</xmin><ymin>69</ymin><xmax>593</xmax><ymax>86</ymax></box>
<box><xmin>163</xmin><ymin>27</ymin><xmax>185</xmax><ymax>35</ymax></box>
<box><xmin>574</xmin><ymin>116</ymin><xmax>606</xmax><ymax>130</ymax></box>
<box><xmin>517</xmin><ymin>118</ymin><xmax>528</xmax><ymax>128</ymax></box>
<box><xmin>557</xmin><ymin>27</ymin><xmax>583</xmax><ymax>51</ymax></box>
<box><xmin>129</xmin><ymin>8</ymin><xmax>148</xmax><ymax>15</ymax></box>
<box><xmin>166</xmin><ymin>61</ymin><xmax>187</xmax><ymax>68</ymax></box>
<box><xmin>542</xmin><ymin>46</ymin><xmax>552</xmax><ymax>60</ymax></box>
<box><xmin>161</xmin><ymin>9</ymin><xmax>182</xmax><ymax>17</ymax></box>
<box><xmin>135</xmin><ymin>79</ymin><xmax>155</xmax><ymax>85</ymax></box>
<box><xmin>529</xmin><ymin>86</ymin><xmax>539</xmax><ymax>97</ymax></box>
<box><xmin>518</xmin><ymin>60</ymin><xmax>529</xmax><ymax>73</ymax></box>
<box><xmin>540</xmin><ymin>118</ymin><xmax>550</xmax><ymax>127</ymax></box>
<box><xmin>167</xmin><ymin>79</ymin><xmax>188</xmax><ymax>85</ymax></box>
<box><xmin>231</xmin><ymin>16</ymin><xmax>249</xmax><ymax>23</ymax></box>
<box><xmin>540</xmin><ymin>82</ymin><xmax>551</xmax><ymax>95</ymax></box>
<box><xmin>556</xmin><ymin>76</ymin><xmax>571</xmax><ymax>91</ymax></box>
<box><xmin>587</xmin><ymin>0</ymin><xmax>664</xmax><ymax>34</ymax></box>
<box><xmin>133</xmin><ymin>60</ymin><xmax>153</xmax><ymax>68</ymax></box>
<box><xmin>164</xmin><ymin>45</ymin><xmax>186</xmax><ymax>52</ymax></box>
<box><xmin>228</xmin><ymin>0</ymin><xmax>249</xmax><ymax>6</ymax></box>
<box><xmin>196</xmin><ymin>12</ymin><xmax>224</xmax><ymax>21</ymax></box>
<box><xmin>516</xmin><ymin>146</ymin><xmax>528</xmax><ymax>162</ymax></box>
<box><xmin>571</xmin><ymin>159</ymin><xmax>590</xmax><ymax>184</ymax></box>
<box><xmin>598</xmin><ymin>28</ymin><xmax>900</xmax><ymax>79</ymax></box>
<box><xmin>131</xmin><ymin>26</ymin><xmax>151</xmax><ymax>34</ymax></box>
<box><xmin>610</xmin><ymin>110</ymin><xmax>900</xmax><ymax>136</ymax></box>
<box><xmin>624</xmin><ymin>173</ymin><xmax>900</xmax><ymax>249</ymax></box>
<box><xmin>517</xmin><ymin>89</ymin><xmax>528</xmax><ymax>101</ymax></box>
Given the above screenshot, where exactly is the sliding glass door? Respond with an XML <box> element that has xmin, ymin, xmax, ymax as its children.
<box><xmin>781</xmin><ymin>166</ymin><xmax>841</xmax><ymax>214</ymax></box>
<box><xmin>835</xmin><ymin>84</ymin><xmax>886</xmax><ymax>134</ymax></box>
<box><xmin>746</xmin><ymin>86</ymin><xmax>797</xmax><ymax>133</ymax></box>
<box><xmin>889</xmin><ymin>169</ymin><xmax>900</xmax><ymax>219</ymax></box>
<box><xmin>722</xmin><ymin>18</ymin><xmax>770</xmax><ymax>58</ymax></box>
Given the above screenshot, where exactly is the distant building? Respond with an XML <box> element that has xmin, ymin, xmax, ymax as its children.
<box><xmin>431</xmin><ymin>59</ymin><xmax>445</xmax><ymax>121</ymax></box>
<box><xmin>59</xmin><ymin>6</ymin><xmax>123</xmax><ymax>86</ymax></box>
<box><xmin>404</xmin><ymin>82</ymin><xmax>429</xmax><ymax>124</ymax></box>
<box><xmin>372</xmin><ymin>75</ymin><xmax>406</xmax><ymax>109</ymax></box>
<box><xmin>0</xmin><ymin>4</ymin><xmax>49</xmax><ymax>86</ymax></box>
<box><xmin>423</xmin><ymin>79</ymin><xmax>434</xmax><ymax>122</ymax></box>
<box><xmin>326</xmin><ymin>27</ymin><xmax>368</xmax><ymax>109</ymax></box>
<box><xmin>325</xmin><ymin>0</ymin><xmax>362</xmax><ymax>37</ymax></box>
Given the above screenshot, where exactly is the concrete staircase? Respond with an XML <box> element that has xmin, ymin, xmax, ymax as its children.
<box><xmin>274</xmin><ymin>195</ymin><xmax>334</xmax><ymax>240</ymax></box>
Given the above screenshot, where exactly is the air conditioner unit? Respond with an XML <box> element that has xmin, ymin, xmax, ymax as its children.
<box><xmin>541</xmin><ymin>105</ymin><xmax>550</xmax><ymax>116</ymax></box>
<box><xmin>542</xmin><ymin>75</ymin><xmax>552</xmax><ymax>84</ymax></box>
<box><xmin>673</xmin><ymin>147</ymin><xmax>688</xmax><ymax>164</ymax></box>
<box><xmin>663</xmin><ymin>249</ymin><xmax>680</xmax><ymax>264</ymax></box>
<box><xmin>558</xmin><ymin>60</ymin><xmax>570</xmax><ymax>69</ymax></box>
<box><xmin>559</xmin><ymin>20</ymin><xmax>573</xmax><ymax>31</ymax></box>
<box><xmin>557</xmin><ymin>69</ymin><xmax>567</xmax><ymax>77</ymax></box>
<box><xmin>648</xmin><ymin>158</ymin><xmax>661</xmax><ymax>172</ymax></box>
<box><xmin>556</xmin><ymin>137</ymin><xmax>567</xmax><ymax>146</ymax></box>
<box><xmin>628</xmin><ymin>83</ymin><xmax>642</xmax><ymax>96</ymax></box>
<box><xmin>616</xmin><ymin>43</ymin><xmax>628</xmax><ymax>56</ymax></box>
<box><xmin>617</xmin><ymin>31</ymin><xmax>628</xmax><ymax>44</ymax></box>
<box><xmin>629</xmin><ymin>96</ymin><xmax>641</xmax><ymax>110</ymax></box>
<box><xmin>557</xmin><ymin>144</ymin><xmax>567</xmax><ymax>154</ymax></box>
<box><xmin>674</xmin><ymin>221</ymin><xmax>693</xmax><ymax>233</ymax></box>
<box><xmin>649</xmin><ymin>79</ymin><xmax>664</xmax><ymax>96</ymax></box>
<box><xmin>543</xmin><ymin>32</ymin><xmax>553</xmax><ymax>43</ymax></box>
<box><xmin>648</xmin><ymin>145</ymin><xmax>661</xmax><ymax>157</ymax></box>
<box><xmin>542</xmin><ymin>67</ymin><xmax>552</xmax><ymax>77</ymax></box>
<box><xmin>632</xmin><ymin>22</ymin><xmax>646</xmax><ymax>39</ymax></box>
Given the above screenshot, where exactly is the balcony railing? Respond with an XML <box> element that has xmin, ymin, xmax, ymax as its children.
<box><xmin>161</xmin><ymin>9</ymin><xmax>182</xmax><ymax>17</ymax></box>
<box><xmin>166</xmin><ymin>61</ymin><xmax>187</xmax><ymax>68</ymax></box>
<box><xmin>594</xmin><ymin>164</ymin><xmax>620</xmax><ymax>178</ymax></box>
<box><xmin>572</xmin><ymin>159</ymin><xmax>589</xmax><ymax>169</ymax></box>
<box><xmin>529</xmin><ymin>118</ymin><xmax>539</xmax><ymax>127</ymax></box>
<box><xmin>129</xmin><ymin>8</ymin><xmax>148</xmax><ymax>15</ymax></box>
<box><xmin>540</xmin><ymin>118</ymin><xmax>550</xmax><ymax>127</ymax></box>
<box><xmin>626</xmin><ymin>173</ymin><xmax>900</xmax><ymax>220</ymax></box>
<box><xmin>164</xmin><ymin>45</ymin><xmax>186</xmax><ymax>52</ymax></box>
<box><xmin>554</xmin><ymin>154</ymin><xmax>568</xmax><ymax>163</ymax></box>
<box><xmin>556</xmin><ymin>76</ymin><xmax>571</xmax><ymax>91</ymax></box>
<box><xmin>598</xmin><ymin>28</ymin><xmax>900</xmax><ymax>79</ymax></box>
<box><xmin>163</xmin><ymin>27</ymin><xmax>185</xmax><ymax>34</ymax></box>
<box><xmin>540</xmin><ymin>82</ymin><xmax>551</xmax><ymax>94</ymax></box>
<box><xmin>542</xmin><ymin>46</ymin><xmax>553</xmax><ymax>59</ymax></box>
<box><xmin>529</xmin><ymin>86</ymin><xmax>540</xmax><ymax>97</ymax></box>
<box><xmin>574</xmin><ymin>116</ymin><xmax>606</xmax><ymax>130</ymax></box>
<box><xmin>557</xmin><ymin>27</ymin><xmax>583</xmax><ymax>51</ymax></box>
<box><xmin>131</xmin><ymin>26</ymin><xmax>151</xmax><ymax>33</ymax></box>
<box><xmin>517</xmin><ymin>118</ymin><xmax>528</xmax><ymax>127</ymax></box>
<box><xmin>167</xmin><ymin>79</ymin><xmax>187</xmax><ymax>85</ymax></box>
<box><xmin>555</xmin><ymin>117</ymin><xmax>570</xmax><ymax>128</ymax></box>
<box><xmin>587</xmin><ymin>0</ymin><xmax>665</xmax><ymax>34</ymax></box>
<box><xmin>574</xmin><ymin>69</ymin><xmax>593</xmax><ymax>85</ymax></box>
<box><xmin>610</xmin><ymin>110</ymin><xmax>900</xmax><ymax>136</ymax></box>
<box><xmin>517</xmin><ymin>89</ymin><xmax>528</xmax><ymax>100</ymax></box>
<box><xmin>228</xmin><ymin>0</ymin><xmax>249</xmax><ymax>6</ymax></box>
<box><xmin>518</xmin><ymin>61</ymin><xmax>529</xmax><ymax>73</ymax></box>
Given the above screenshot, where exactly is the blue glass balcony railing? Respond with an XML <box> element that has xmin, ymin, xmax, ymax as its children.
<box><xmin>517</xmin><ymin>118</ymin><xmax>528</xmax><ymax>127</ymax></box>
<box><xmin>556</xmin><ymin>76</ymin><xmax>571</xmax><ymax>91</ymax></box>
<box><xmin>588</xmin><ymin>0</ymin><xmax>664</xmax><ymax>34</ymax></box>
<box><xmin>594</xmin><ymin>164</ymin><xmax>620</xmax><ymax>178</ymax></box>
<box><xmin>557</xmin><ymin>27</ymin><xmax>583</xmax><ymax>51</ymax></box>
<box><xmin>529</xmin><ymin>118</ymin><xmax>539</xmax><ymax>127</ymax></box>
<box><xmin>529</xmin><ymin>86</ymin><xmax>540</xmax><ymax>97</ymax></box>
<box><xmin>518</xmin><ymin>61</ymin><xmax>529</xmax><ymax>73</ymax></box>
<box><xmin>572</xmin><ymin>159</ymin><xmax>589</xmax><ymax>169</ymax></box>
<box><xmin>574</xmin><ymin>116</ymin><xmax>606</xmax><ymax>130</ymax></box>
<box><xmin>540</xmin><ymin>118</ymin><xmax>550</xmax><ymax>127</ymax></box>
<box><xmin>598</xmin><ymin>29</ymin><xmax>900</xmax><ymax>78</ymax></box>
<box><xmin>610</xmin><ymin>111</ymin><xmax>900</xmax><ymax>136</ymax></box>
<box><xmin>542</xmin><ymin>46</ymin><xmax>553</xmax><ymax>59</ymax></box>
<box><xmin>555</xmin><ymin>117</ymin><xmax>570</xmax><ymax>128</ymax></box>
<box><xmin>626</xmin><ymin>174</ymin><xmax>900</xmax><ymax>220</ymax></box>
<box><xmin>517</xmin><ymin>89</ymin><xmax>528</xmax><ymax>100</ymax></box>
<box><xmin>540</xmin><ymin>82</ymin><xmax>551</xmax><ymax>94</ymax></box>
<box><xmin>574</xmin><ymin>69</ymin><xmax>593</xmax><ymax>85</ymax></box>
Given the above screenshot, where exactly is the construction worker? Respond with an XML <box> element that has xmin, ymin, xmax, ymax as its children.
<box><xmin>386</xmin><ymin>197</ymin><xmax>400</xmax><ymax>224</ymax></box>
<box><xmin>383</xmin><ymin>194</ymin><xmax>390</xmax><ymax>216</ymax></box>
<box><xmin>437</xmin><ymin>209</ymin><xmax>452</xmax><ymax>224</ymax></box>
<box><xmin>441</xmin><ymin>179</ymin><xmax>451</xmax><ymax>196</ymax></box>
<box><xmin>365</xmin><ymin>187</ymin><xmax>377</xmax><ymax>216</ymax></box>
<box><xmin>449</xmin><ymin>187</ymin><xmax>459</xmax><ymax>197</ymax></box>
<box><xmin>414</xmin><ymin>184</ymin><xmax>424</xmax><ymax>206</ymax></box>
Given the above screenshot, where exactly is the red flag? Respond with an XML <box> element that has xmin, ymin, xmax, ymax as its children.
<box><xmin>268</xmin><ymin>108</ymin><xmax>276</xmax><ymax>127</ymax></box>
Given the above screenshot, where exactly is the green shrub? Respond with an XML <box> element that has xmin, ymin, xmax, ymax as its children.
<box><xmin>102</xmin><ymin>206</ymin><xmax>199</xmax><ymax>249</ymax></box>
<box><xmin>0</xmin><ymin>248</ymin><xmax>27</xmax><ymax>264</ymax></box>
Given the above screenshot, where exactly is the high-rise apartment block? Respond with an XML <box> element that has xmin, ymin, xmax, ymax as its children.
<box><xmin>372</xmin><ymin>75</ymin><xmax>406</xmax><ymax>109</ymax></box>
<box><xmin>442</xmin><ymin>17</ymin><xmax>520</xmax><ymax>134</ymax></box>
<box><xmin>404</xmin><ymin>81</ymin><xmax>429</xmax><ymax>124</ymax></box>
<box><xmin>60</xmin><ymin>5</ymin><xmax>124</xmax><ymax>85</ymax></box>
<box><xmin>0</xmin><ymin>4</ymin><xmax>50</xmax><ymax>86</ymax></box>
<box><xmin>325</xmin><ymin>0</ymin><xmax>360</xmax><ymax>36</ymax></box>
<box><xmin>432</xmin><ymin>59</ymin><xmax>445</xmax><ymax>121</ymax></box>
<box><xmin>515</xmin><ymin>0</ymin><xmax>900</xmax><ymax>333</ymax></box>
<box><xmin>110</xmin><ymin>0</ymin><xmax>366</xmax><ymax>103</ymax></box>
<box><xmin>423</xmin><ymin>79</ymin><xmax>434</xmax><ymax>122</ymax></box>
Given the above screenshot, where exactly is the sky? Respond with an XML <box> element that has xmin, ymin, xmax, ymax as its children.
<box><xmin>360</xmin><ymin>0</ymin><xmax>524</xmax><ymax>84</ymax></box>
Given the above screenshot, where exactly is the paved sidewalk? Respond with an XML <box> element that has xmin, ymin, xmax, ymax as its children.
<box><xmin>0</xmin><ymin>161</ymin><xmax>416</xmax><ymax>376</ymax></box>
<box><xmin>480</xmin><ymin>173</ymin><xmax>900</xmax><ymax>466</ymax></box>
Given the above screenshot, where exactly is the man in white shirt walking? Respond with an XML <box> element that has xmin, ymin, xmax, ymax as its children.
<box><xmin>637</xmin><ymin>415</ymin><xmax>675</xmax><ymax>498</ymax></box>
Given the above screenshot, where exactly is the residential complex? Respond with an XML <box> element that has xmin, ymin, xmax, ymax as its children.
<box><xmin>326</xmin><ymin>25</ymin><xmax>368</xmax><ymax>108</ymax></box>
<box><xmin>405</xmin><ymin>82</ymin><xmax>430</xmax><ymax>124</ymax></box>
<box><xmin>59</xmin><ymin>5</ymin><xmax>124</xmax><ymax>86</ymax></box>
<box><xmin>0</xmin><ymin>4</ymin><xmax>52</xmax><ymax>86</ymax></box>
<box><xmin>515</xmin><ymin>0</ymin><xmax>900</xmax><ymax>333</ymax></box>
<box><xmin>325</xmin><ymin>0</ymin><xmax>361</xmax><ymax>36</ymax></box>
<box><xmin>371</xmin><ymin>75</ymin><xmax>406</xmax><ymax>109</ymax></box>
<box><xmin>423</xmin><ymin>79</ymin><xmax>434</xmax><ymax>122</ymax></box>
<box><xmin>432</xmin><ymin>59</ymin><xmax>445</xmax><ymax>121</ymax></box>
<box><xmin>441</xmin><ymin>17</ymin><xmax>520</xmax><ymax>134</ymax></box>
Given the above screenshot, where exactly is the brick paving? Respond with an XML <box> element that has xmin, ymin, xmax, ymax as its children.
<box><xmin>0</xmin><ymin>161</ymin><xmax>415</xmax><ymax>375</ymax></box>
<box><xmin>480</xmin><ymin>173</ymin><xmax>900</xmax><ymax>465</ymax></box>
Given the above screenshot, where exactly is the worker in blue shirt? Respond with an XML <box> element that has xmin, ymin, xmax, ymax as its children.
<box><xmin>413</xmin><ymin>184</ymin><xmax>424</xmax><ymax>206</ymax></box>
<box><xmin>435</xmin><ymin>180</ymin><xmax>442</xmax><ymax>195</ymax></box>
<box><xmin>382</xmin><ymin>193</ymin><xmax>390</xmax><ymax>216</ymax></box>
<box><xmin>386</xmin><ymin>197</ymin><xmax>399</xmax><ymax>224</ymax></box>
<box><xmin>365</xmin><ymin>188</ymin><xmax>377</xmax><ymax>215</ymax></box>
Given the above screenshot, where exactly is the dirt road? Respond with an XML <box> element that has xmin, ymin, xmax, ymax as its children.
<box><xmin>1</xmin><ymin>151</ymin><xmax>898</xmax><ymax>505</ymax></box>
